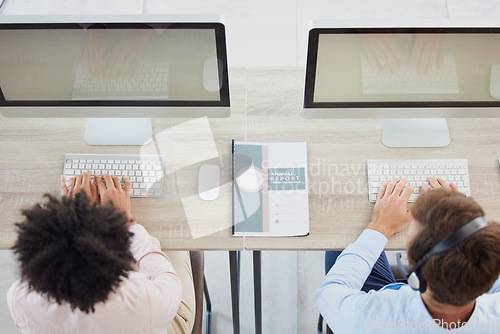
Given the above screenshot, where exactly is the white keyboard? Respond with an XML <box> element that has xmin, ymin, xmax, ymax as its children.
<box><xmin>63</xmin><ymin>153</ymin><xmax>164</xmax><ymax>198</ymax></box>
<box><xmin>72</xmin><ymin>62</ymin><xmax>170</xmax><ymax>100</ymax></box>
<box><xmin>361</xmin><ymin>54</ymin><xmax>459</xmax><ymax>94</ymax></box>
<box><xmin>367</xmin><ymin>159</ymin><xmax>470</xmax><ymax>202</ymax></box>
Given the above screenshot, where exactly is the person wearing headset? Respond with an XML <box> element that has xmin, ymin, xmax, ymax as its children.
<box><xmin>315</xmin><ymin>177</ymin><xmax>500</xmax><ymax>333</ymax></box>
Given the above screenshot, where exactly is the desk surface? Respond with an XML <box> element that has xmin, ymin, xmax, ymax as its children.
<box><xmin>1</xmin><ymin>67</ymin><xmax>500</xmax><ymax>251</ymax></box>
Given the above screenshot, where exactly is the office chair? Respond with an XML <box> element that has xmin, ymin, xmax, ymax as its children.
<box><xmin>189</xmin><ymin>251</ymin><xmax>212</xmax><ymax>334</ymax></box>
<box><xmin>317</xmin><ymin>314</ymin><xmax>333</xmax><ymax>334</ymax></box>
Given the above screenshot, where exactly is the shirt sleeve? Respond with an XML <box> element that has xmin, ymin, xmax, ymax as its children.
<box><xmin>128</xmin><ymin>224</ymin><xmax>182</xmax><ymax>330</ymax></box>
<box><xmin>6</xmin><ymin>280</ymin><xmax>21</xmax><ymax>328</ymax></box>
<box><xmin>314</xmin><ymin>229</ymin><xmax>388</xmax><ymax>333</ymax></box>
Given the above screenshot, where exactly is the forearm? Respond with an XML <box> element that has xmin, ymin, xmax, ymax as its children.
<box><xmin>128</xmin><ymin>224</ymin><xmax>182</xmax><ymax>329</ymax></box>
<box><xmin>321</xmin><ymin>229</ymin><xmax>388</xmax><ymax>288</ymax></box>
<box><xmin>315</xmin><ymin>229</ymin><xmax>387</xmax><ymax>329</ymax></box>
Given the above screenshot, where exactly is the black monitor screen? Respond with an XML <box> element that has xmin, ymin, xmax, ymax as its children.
<box><xmin>304</xmin><ymin>27</ymin><xmax>500</xmax><ymax>109</ymax></box>
<box><xmin>0</xmin><ymin>22</ymin><xmax>230</xmax><ymax>107</ymax></box>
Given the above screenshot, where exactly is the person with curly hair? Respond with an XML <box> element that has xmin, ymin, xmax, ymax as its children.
<box><xmin>7</xmin><ymin>171</ymin><xmax>195</xmax><ymax>333</ymax></box>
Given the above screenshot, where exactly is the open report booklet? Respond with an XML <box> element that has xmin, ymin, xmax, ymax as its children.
<box><xmin>232</xmin><ymin>141</ymin><xmax>309</xmax><ymax>237</ymax></box>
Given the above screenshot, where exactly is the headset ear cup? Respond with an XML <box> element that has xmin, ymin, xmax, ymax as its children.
<box><xmin>418</xmin><ymin>271</ymin><xmax>427</xmax><ymax>293</ymax></box>
<box><xmin>407</xmin><ymin>272</ymin><xmax>420</xmax><ymax>291</ymax></box>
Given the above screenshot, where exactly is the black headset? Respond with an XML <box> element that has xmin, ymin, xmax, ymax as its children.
<box><xmin>397</xmin><ymin>216</ymin><xmax>488</xmax><ymax>293</ymax></box>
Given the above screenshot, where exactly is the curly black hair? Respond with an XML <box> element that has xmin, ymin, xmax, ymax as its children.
<box><xmin>12</xmin><ymin>192</ymin><xmax>135</xmax><ymax>313</ymax></box>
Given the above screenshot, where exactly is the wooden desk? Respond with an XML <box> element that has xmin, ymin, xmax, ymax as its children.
<box><xmin>243</xmin><ymin>67</ymin><xmax>500</xmax><ymax>251</ymax></box>
<box><xmin>0</xmin><ymin>68</ymin><xmax>248</xmax><ymax>251</ymax></box>
<box><xmin>0</xmin><ymin>116</ymin><xmax>245</xmax><ymax>250</ymax></box>
<box><xmin>1</xmin><ymin>67</ymin><xmax>500</xmax><ymax>252</ymax></box>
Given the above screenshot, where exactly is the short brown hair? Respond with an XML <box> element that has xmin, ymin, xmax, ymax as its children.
<box><xmin>409</xmin><ymin>190</ymin><xmax>500</xmax><ymax>306</ymax></box>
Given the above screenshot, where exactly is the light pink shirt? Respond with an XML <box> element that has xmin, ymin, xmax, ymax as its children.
<box><xmin>7</xmin><ymin>224</ymin><xmax>182</xmax><ymax>334</ymax></box>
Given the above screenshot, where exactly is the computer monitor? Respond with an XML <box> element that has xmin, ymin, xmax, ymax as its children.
<box><xmin>304</xmin><ymin>20</ymin><xmax>500</xmax><ymax>147</ymax></box>
<box><xmin>0</xmin><ymin>15</ymin><xmax>230</xmax><ymax>145</ymax></box>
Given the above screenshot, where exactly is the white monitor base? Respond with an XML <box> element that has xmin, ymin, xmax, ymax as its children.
<box><xmin>84</xmin><ymin>118</ymin><xmax>153</xmax><ymax>146</ymax></box>
<box><xmin>381</xmin><ymin>118</ymin><xmax>450</xmax><ymax>148</ymax></box>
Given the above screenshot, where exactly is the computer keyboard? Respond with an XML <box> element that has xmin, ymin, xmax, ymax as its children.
<box><xmin>72</xmin><ymin>62</ymin><xmax>170</xmax><ymax>100</ymax></box>
<box><xmin>63</xmin><ymin>153</ymin><xmax>164</xmax><ymax>198</ymax></box>
<box><xmin>361</xmin><ymin>54</ymin><xmax>459</xmax><ymax>95</ymax></box>
<box><xmin>367</xmin><ymin>159</ymin><xmax>470</xmax><ymax>202</ymax></box>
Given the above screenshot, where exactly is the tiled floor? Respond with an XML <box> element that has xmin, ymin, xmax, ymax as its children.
<box><xmin>1</xmin><ymin>0</ymin><xmax>498</xmax><ymax>333</ymax></box>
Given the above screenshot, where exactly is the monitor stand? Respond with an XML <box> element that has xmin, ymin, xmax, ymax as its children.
<box><xmin>381</xmin><ymin>118</ymin><xmax>450</xmax><ymax>148</ymax></box>
<box><xmin>84</xmin><ymin>118</ymin><xmax>153</xmax><ymax>146</ymax></box>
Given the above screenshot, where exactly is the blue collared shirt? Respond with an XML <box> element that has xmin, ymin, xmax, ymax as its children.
<box><xmin>314</xmin><ymin>229</ymin><xmax>500</xmax><ymax>333</ymax></box>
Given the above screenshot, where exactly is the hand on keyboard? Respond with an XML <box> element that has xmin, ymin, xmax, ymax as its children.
<box><xmin>62</xmin><ymin>171</ymin><xmax>135</xmax><ymax>225</ymax></box>
<box><xmin>421</xmin><ymin>176</ymin><xmax>459</xmax><ymax>193</ymax></box>
<box><xmin>63</xmin><ymin>154</ymin><xmax>164</xmax><ymax>198</ymax></box>
<box><xmin>367</xmin><ymin>177</ymin><xmax>463</xmax><ymax>239</ymax></box>
<box><xmin>367</xmin><ymin>159</ymin><xmax>470</xmax><ymax>203</ymax></box>
<box><xmin>95</xmin><ymin>174</ymin><xmax>135</xmax><ymax>225</ymax></box>
<box><xmin>367</xmin><ymin>178</ymin><xmax>414</xmax><ymax>239</ymax></box>
<box><xmin>61</xmin><ymin>170</ymin><xmax>98</xmax><ymax>202</ymax></box>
